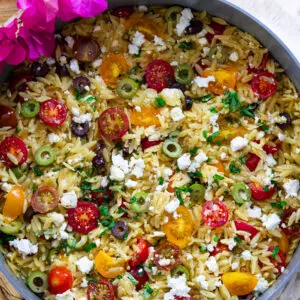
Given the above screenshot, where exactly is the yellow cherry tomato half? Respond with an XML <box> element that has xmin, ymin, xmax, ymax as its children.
<box><xmin>278</xmin><ymin>232</ymin><xmax>289</xmax><ymax>253</ymax></box>
<box><xmin>222</xmin><ymin>272</ymin><xmax>258</xmax><ymax>296</ymax></box>
<box><xmin>95</xmin><ymin>251</ymin><xmax>125</xmax><ymax>278</ymax></box>
<box><xmin>3</xmin><ymin>185</ymin><xmax>25</xmax><ymax>221</ymax></box>
<box><xmin>163</xmin><ymin>206</ymin><xmax>194</xmax><ymax>248</ymax></box>
<box><xmin>100</xmin><ymin>53</ymin><xmax>130</xmax><ymax>88</ymax></box>
<box><xmin>203</xmin><ymin>67</ymin><xmax>238</xmax><ymax>95</ymax></box>
<box><xmin>131</xmin><ymin>106</ymin><xmax>161</xmax><ymax>127</ymax></box>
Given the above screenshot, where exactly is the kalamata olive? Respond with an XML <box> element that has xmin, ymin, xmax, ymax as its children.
<box><xmin>185</xmin><ymin>19</ymin><xmax>203</xmax><ymax>35</ymax></box>
<box><xmin>111</xmin><ymin>221</ymin><xmax>129</xmax><ymax>239</ymax></box>
<box><xmin>73</xmin><ymin>76</ymin><xmax>90</xmax><ymax>94</ymax></box>
<box><xmin>276</xmin><ymin>112</ymin><xmax>292</xmax><ymax>129</ymax></box>
<box><xmin>171</xmin><ymin>82</ymin><xmax>187</xmax><ymax>92</ymax></box>
<box><xmin>23</xmin><ymin>206</ymin><xmax>37</xmax><ymax>222</ymax></box>
<box><xmin>122</xmin><ymin>147</ymin><xmax>130</xmax><ymax>158</ymax></box>
<box><xmin>55</xmin><ymin>63</ymin><xmax>69</xmax><ymax>77</ymax></box>
<box><xmin>74</xmin><ymin>37</ymin><xmax>100</xmax><ymax>62</ymax></box>
<box><xmin>92</xmin><ymin>154</ymin><xmax>106</xmax><ymax>170</ymax></box>
<box><xmin>0</xmin><ymin>105</ymin><xmax>17</xmax><ymax>128</ymax></box>
<box><xmin>71</xmin><ymin>121</ymin><xmax>90</xmax><ymax>137</ymax></box>
<box><xmin>30</xmin><ymin>62</ymin><xmax>50</xmax><ymax>77</ymax></box>
<box><xmin>95</xmin><ymin>140</ymin><xmax>105</xmax><ymax>154</ymax></box>
<box><xmin>183</xmin><ymin>96</ymin><xmax>193</xmax><ymax>111</ymax></box>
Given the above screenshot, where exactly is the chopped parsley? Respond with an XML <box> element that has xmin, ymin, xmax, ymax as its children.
<box><xmin>203</xmin><ymin>130</ymin><xmax>208</xmax><ymax>139</ymax></box>
<box><xmin>271</xmin><ymin>246</ymin><xmax>280</xmax><ymax>258</ymax></box>
<box><xmin>83</xmin><ymin>95</ymin><xmax>96</xmax><ymax>103</ymax></box>
<box><xmin>229</xmin><ymin>161</ymin><xmax>241</xmax><ymax>173</ymax></box>
<box><xmin>263</xmin><ymin>185</ymin><xmax>270</xmax><ymax>192</ymax></box>
<box><xmin>188</xmin><ymin>171</ymin><xmax>202</xmax><ymax>178</ymax></box>
<box><xmin>84</xmin><ymin>242</ymin><xmax>97</xmax><ymax>252</ymax></box>
<box><xmin>213</xmin><ymin>174</ymin><xmax>224</xmax><ymax>184</ymax></box>
<box><xmin>154</xmin><ymin>97</ymin><xmax>166</xmax><ymax>108</ymax></box>
<box><xmin>143</xmin><ymin>282</ymin><xmax>154</xmax><ymax>299</ymax></box>
<box><xmin>158</xmin><ymin>177</ymin><xmax>164</xmax><ymax>185</ymax></box>
<box><xmin>240</xmin><ymin>103</ymin><xmax>258</xmax><ymax>118</ymax></box>
<box><xmin>178</xmin><ymin>41</ymin><xmax>194</xmax><ymax>50</ymax></box>
<box><xmin>175</xmin><ymin>186</ymin><xmax>190</xmax><ymax>205</ymax></box>
<box><xmin>213</xmin><ymin>236</ymin><xmax>219</xmax><ymax>242</ymax></box>
<box><xmin>271</xmin><ymin>201</ymin><xmax>287</xmax><ymax>209</ymax></box>
<box><xmin>210</xmin><ymin>107</ymin><xmax>217</xmax><ymax>113</ymax></box>
<box><xmin>86</xmin><ymin>277</ymin><xmax>99</xmax><ymax>282</ymax></box>
<box><xmin>223</xmin><ymin>91</ymin><xmax>240</xmax><ymax>112</ymax></box>
<box><xmin>200</xmin><ymin>245</ymin><xmax>207</xmax><ymax>252</ymax></box>
<box><xmin>234</xmin><ymin>236</ymin><xmax>242</xmax><ymax>243</ymax></box>
<box><xmin>239</xmin><ymin>155</ymin><xmax>247</xmax><ymax>164</ymax></box>
<box><xmin>32</xmin><ymin>167</ymin><xmax>43</xmax><ymax>176</ymax></box>
<box><xmin>194</xmin><ymin>94</ymin><xmax>213</xmax><ymax>103</ymax></box>
<box><xmin>80</xmin><ymin>181</ymin><xmax>92</xmax><ymax>191</ymax></box>
<box><xmin>74</xmin><ymin>88</ymin><xmax>84</xmax><ymax>100</ymax></box>
<box><xmin>189</xmin><ymin>147</ymin><xmax>198</xmax><ymax>156</ymax></box>
<box><xmin>206</xmin><ymin>131</ymin><xmax>220</xmax><ymax>144</ymax></box>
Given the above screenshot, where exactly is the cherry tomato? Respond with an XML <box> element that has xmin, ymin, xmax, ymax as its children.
<box><xmin>98</xmin><ymin>108</ymin><xmax>129</xmax><ymax>140</ymax></box>
<box><xmin>111</xmin><ymin>6</ymin><xmax>134</xmax><ymax>19</ymax></box>
<box><xmin>251</xmin><ymin>71</ymin><xmax>277</xmax><ymax>100</ymax></box>
<box><xmin>209</xmin><ymin>160</ymin><xmax>225</xmax><ymax>173</ymax></box>
<box><xmin>249</xmin><ymin>52</ymin><xmax>269</xmax><ymax>73</ymax></box>
<box><xmin>247</xmin><ymin>182</ymin><xmax>275</xmax><ymax>201</ymax></box>
<box><xmin>163</xmin><ymin>206</ymin><xmax>194</xmax><ymax>248</ymax></box>
<box><xmin>129</xmin><ymin>237</ymin><xmax>149</xmax><ymax>267</ymax></box>
<box><xmin>73</xmin><ymin>37</ymin><xmax>100</xmax><ymax>62</ymax></box>
<box><xmin>129</xmin><ymin>267</ymin><xmax>149</xmax><ymax>291</ymax></box>
<box><xmin>278</xmin><ymin>232</ymin><xmax>289</xmax><ymax>253</ymax></box>
<box><xmin>95</xmin><ymin>250</ymin><xmax>125</xmax><ymax>278</ymax></box>
<box><xmin>222</xmin><ymin>272</ymin><xmax>258</xmax><ymax>296</ymax></box>
<box><xmin>48</xmin><ymin>266</ymin><xmax>73</xmax><ymax>295</ymax></box>
<box><xmin>0</xmin><ymin>136</ymin><xmax>28</xmax><ymax>167</ymax></box>
<box><xmin>268</xmin><ymin>246</ymin><xmax>286</xmax><ymax>273</ymax></box>
<box><xmin>145</xmin><ymin>60</ymin><xmax>174</xmax><ymax>92</ymax></box>
<box><xmin>3</xmin><ymin>185</ymin><xmax>25</xmax><ymax>220</ymax></box>
<box><xmin>202</xmin><ymin>200</ymin><xmax>229</xmax><ymax>228</ymax></box>
<box><xmin>87</xmin><ymin>279</ymin><xmax>114</xmax><ymax>300</ymax></box>
<box><xmin>280</xmin><ymin>209</ymin><xmax>300</xmax><ymax>236</ymax></box>
<box><xmin>91</xmin><ymin>187</ymin><xmax>113</xmax><ymax>205</ymax></box>
<box><xmin>0</xmin><ymin>105</ymin><xmax>17</xmax><ymax>128</ymax></box>
<box><xmin>175</xmin><ymin>297</ymin><xmax>194</xmax><ymax>300</ymax></box>
<box><xmin>262</xmin><ymin>142</ymin><xmax>281</xmax><ymax>154</ymax></box>
<box><xmin>203</xmin><ymin>67</ymin><xmax>237</xmax><ymax>95</ymax></box>
<box><xmin>234</xmin><ymin>220</ymin><xmax>259</xmax><ymax>239</ymax></box>
<box><xmin>31</xmin><ymin>186</ymin><xmax>59</xmax><ymax>213</ymax></box>
<box><xmin>131</xmin><ymin>106</ymin><xmax>161</xmax><ymax>127</ymax></box>
<box><xmin>100</xmin><ymin>53</ymin><xmax>129</xmax><ymax>87</ymax></box>
<box><xmin>245</xmin><ymin>153</ymin><xmax>260</xmax><ymax>172</ymax></box>
<box><xmin>154</xmin><ymin>242</ymin><xmax>181</xmax><ymax>270</ymax></box>
<box><xmin>211</xmin><ymin>243</ymin><xmax>229</xmax><ymax>256</ymax></box>
<box><xmin>39</xmin><ymin>99</ymin><xmax>67</xmax><ymax>127</ymax></box>
<box><xmin>141</xmin><ymin>137</ymin><xmax>162</xmax><ymax>151</ymax></box>
<box><xmin>206</xmin><ymin>21</ymin><xmax>226</xmax><ymax>44</ymax></box>
<box><xmin>68</xmin><ymin>201</ymin><xmax>99</xmax><ymax>234</ymax></box>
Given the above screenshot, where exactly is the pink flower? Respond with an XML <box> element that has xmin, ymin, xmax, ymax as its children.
<box><xmin>0</xmin><ymin>19</ymin><xmax>28</xmax><ymax>71</ymax></box>
<box><xmin>57</xmin><ymin>0</ymin><xmax>108</xmax><ymax>21</ymax></box>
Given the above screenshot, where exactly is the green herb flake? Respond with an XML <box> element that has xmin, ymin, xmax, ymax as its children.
<box><xmin>178</xmin><ymin>41</ymin><xmax>194</xmax><ymax>50</ymax></box>
<box><xmin>0</xmin><ymin>234</ymin><xmax>15</xmax><ymax>245</ymax></box>
<box><xmin>213</xmin><ymin>236</ymin><xmax>219</xmax><ymax>242</ymax></box>
<box><xmin>229</xmin><ymin>161</ymin><xmax>241</xmax><ymax>173</ymax></box>
<box><xmin>271</xmin><ymin>201</ymin><xmax>287</xmax><ymax>209</ymax></box>
<box><xmin>74</xmin><ymin>88</ymin><xmax>84</xmax><ymax>100</ymax></box>
<box><xmin>33</xmin><ymin>167</ymin><xmax>43</xmax><ymax>177</ymax></box>
<box><xmin>80</xmin><ymin>181</ymin><xmax>92</xmax><ymax>191</ymax></box>
<box><xmin>86</xmin><ymin>277</ymin><xmax>99</xmax><ymax>282</ymax></box>
<box><xmin>84</xmin><ymin>242</ymin><xmax>97</xmax><ymax>252</ymax></box>
<box><xmin>99</xmin><ymin>204</ymin><xmax>110</xmax><ymax>217</ymax></box>
<box><xmin>187</xmin><ymin>171</ymin><xmax>202</xmax><ymax>178</ymax></box>
<box><xmin>194</xmin><ymin>94</ymin><xmax>213</xmax><ymax>103</ymax></box>
<box><xmin>154</xmin><ymin>97</ymin><xmax>166</xmax><ymax>109</ymax></box>
<box><xmin>223</xmin><ymin>91</ymin><xmax>240</xmax><ymax>112</ymax></box>
<box><xmin>158</xmin><ymin>177</ymin><xmax>164</xmax><ymax>185</ymax></box>
<box><xmin>143</xmin><ymin>282</ymin><xmax>154</xmax><ymax>299</ymax></box>
<box><xmin>203</xmin><ymin>130</ymin><xmax>208</xmax><ymax>139</ymax></box>
<box><xmin>271</xmin><ymin>246</ymin><xmax>279</xmax><ymax>258</ymax></box>
<box><xmin>210</xmin><ymin>107</ymin><xmax>217</xmax><ymax>113</ymax></box>
<box><xmin>130</xmin><ymin>196</ymin><xmax>137</xmax><ymax>204</ymax></box>
<box><xmin>32</xmin><ymin>184</ymin><xmax>38</xmax><ymax>193</ymax></box>
<box><xmin>200</xmin><ymin>245</ymin><xmax>207</xmax><ymax>252</ymax></box>
<box><xmin>263</xmin><ymin>185</ymin><xmax>270</xmax><ymax>192</ymax></box>
<box><xmin>213</xmin><ymin>174</ymin><xmax>224</xmax><ymax>184</ymax></box>
<box><xmin>83</xmin><ymin>95</ymin><xmax>96</xmax><ymax>103</ymax></box>
<box><xmin>234</xmin><ymin>236</ymin><xmax>242</xmax><ymax>243</ymax></box>
<box><xmin>189</xmin><ymin>147</ymin><xmax>198</xmax><ymax>156</ymax></box>
<box><xmin>239</xmin><ymin>155</ymin><xmax>247</xmax><ymax>164</ymax></box>
<box><xmin>207</xmin><ymin>131</ymin><xmax>220</xmax><ymax>144</ymax></box>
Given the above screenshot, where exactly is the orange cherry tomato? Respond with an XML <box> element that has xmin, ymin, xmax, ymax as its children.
<box><xmin>278</xmin><ymin>232</ymin><xmax>289</xmax><ymax>253</ymax></box>
<box><xmin>209</xmin><ymin>160</ymin><xmax>224</xmax><ymax>173</ymax></box>
<box><xmin>163</xmin><ymin>206</ymin><xmax>194</xmax><ymax>248</ymax></box>
<box><xmin>222</xmin><ymin>272</ymin><xmax>258</xmax><ymax>296</ymax></box>
<box><xmin>3</xmin><ymin>185</ymin><xmax>25</xmax><ymax>221</ymax></box>
<box><xmin>125</xmin><ymin>17</ymin><xmax>162</xmax><ymax>39</ymax></box>
<box><xmin>95</xmin><ymin>251</ymin><xmax>125</xmax><ymax>278</ymax></box>
<box><xmin>100</xmin><ymin>53</ymin><xmax>130</xmax><ymax>87</ymax></box>
<box><xmin>203</xmin><ymin>67</ymin><xmax>237</xmax><ymax>95</ymax></box>
<box><xmin>131</xmin><ymin>106</ymin><xmax>161</xmax><ymax>127</ymax></box>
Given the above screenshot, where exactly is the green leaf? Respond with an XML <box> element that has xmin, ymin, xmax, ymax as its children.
<box><xmin>271</xmin><ymin>246</ymin><xmax>279</xmax><ymax>258</ymax></box>
<box><xmin>263</xmin><ymin>185</ymin><xmax>270</xmax><ymax>192</ymax></box>
<box><xmin>130</xmin><ymin>196</ymin><xmax>137</xmax><ymax>204</ymax></box>
<box><xmin>74</xmin><ymin>88</ymin><xmax>84</xmax><ymax>100</ymax></box>
<box><xmin>86</xmin><ymin>277</ymin><xmax>99</xmax><ymax>282</ymax></box>
<box><xmin>203</xmin><ymin>130</ymin><xmax>208</xmax><ymax>139</ymax></box>
<box><xmin>229</xmin><ymin>161</ymin><xmax>241</xmax><ymax>173</ymax></box>
<box><xmin>154</xmin><ymin>97</ymin><xmax>166</xmax><ymax>109</ymax></box>
<box><xmin>194</xmin><ymin>94</ymin><xmax>213</xmax><ymax>103</ymax></box>
<box><xmin>207</xmin><ymin>131</ymin><xmax>220</xmax><ymax>144</ymax></box>
<box><xmin>83</xmin><ymin>95</ymin><xmax>96</xmax><ymax>103</ymax></box>
<box><xmin>187</xmin><ymin>171</ymin><xmax>202</xmax><ymax>178</ymax></box>
<box><xmin>80</xmin><ymin>181</ymin><xmax>92</xmax><ymax>191</ymax></box>
<box><xmin>239</xmin><ymin>103</ymin><xmax>258</xmax><ymax>118</ymax></box>
<box><xmin>213</xmin><ymin>236</ymin><xmax>219</xmax><ymax>242</ymax></box>
<box><xmin>178</xmin><ymin>41</ymin><xmax>194</xmax><ymax>50</ymax></box>
<box><xmin>271</xmin><ymin>201</ymin><xmax>287</xmax><ymax>209</ymax></box>
<box><xmin>189</xmin><ymin>147</ymin><xmax>198</xmax><ymax>156</ymax></box>
<box><xmin>84</xmin><ymin>242</ymin><xmax>97</xmax><ymax>252</ymax></box>
<box><xmin>200</xmin><ymin>245</ymin><xmax>207</xmax><ymax>252</ymax></box>
<box><xmin>158</xmin><ymin>177</ymin><xmax>164</xmax><ymax>185</ymax></box>
<box><xmin>210</xmin><ymin>107</ymin><xmax>217</xmax><ymax>113</ymax></box>
<box><xmin>223</xmin><ymin>91</ymin><xmax>240</xmax><ymax>112</ymax></box>
<box><xmin>234</xmin><ymin>236</ymin><xmax>242</xmax><ymax>243</ymax></box>
<box><xmin>99</xmin><ymin>204</ymin><xmax>110</xmax><ymax>217</ymax></box>
<box><xmin>143</xmin><ymin>282</ymin><xmax>154</xmax><ymax>299</ymax></box>
<box><xmin>239</xmin><ymin>155</ymin><xmax>247</xmax><ymax>164</ymax></box>
<box><xmin>213</xmin><ymin>174</ymin><xmax>224</xmax><ymax>184</ymax></box>
<box><xmin>33</xmin><ymin>167</ymin><xmax>43</xmax><ymax>177</ymax></box>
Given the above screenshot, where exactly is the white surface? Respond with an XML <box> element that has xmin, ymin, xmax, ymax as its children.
<box><xmin>228</xmin><ymin>0</ymin><xmax>300</xmax><ymax>63</ymax></box>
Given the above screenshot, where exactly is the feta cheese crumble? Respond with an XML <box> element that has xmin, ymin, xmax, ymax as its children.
<box><xmin>193</xmin><ymin>75</ymin><xmax>216</xmax><ymax>88</ymax></box>
<box><xmin>165</xmin><ymin>199</ymin><xmax>180</xmax><ymax>213</ymax></box>
<box><xmin>241</xmin><ymin>250</ymin><xmax>252</xmax><ymax>261</ymax></box>
<box><xmin>177</xmin><ymin>153</ymin><xmax>191</xmax><ymax>170</ymax></box>
<box><xmin>247</xmin><ymin>205</ymin><xmax>262</xmax><ymax>219</ymax></box>
<box><xmin>175</xmin><ymin>8</ymin><xmax>193</xmax><ymax>36</ymax></box>
<box><xmin>55</xmin><ymin>289</ymin><xmax>75</xmax><ymax>300</ymax></box>
<box><xmin>160</xmin><ymin>88</ymin><xmax>183</xmax><ymax>106</ymax></box>
<box><xmin>205</xmin><ymin>256</ymin><xmax>219</xmax><ymax>273</ymax></box>
<box><xmin>128</xmin><ymin>31</ymin><xmax>145</xmax><ymax>55</ymax></box>
<box><xmin>154</xmin><ymin>35</ymin><xmax>167</xmax><ymax>51</ymax></box>
<box><xmin>76</xmin><ymin>256</ymin><xmax>94</xmax><ymax>274</ymax></box>
<box><xmin>283</xmin><ymin>179</ymin><xmax>299</xmax><ymax>198</ymax></box>
<box><xmin>110</xmin><ymin>165</ymin><xmax>125</xmax><ymax>181</ymax></box>
<box><xmin>61</xmin><ymin>191</ymin><xmax>78</xmax><ymax>208</ymax></box>
<box><xmin>261</xmin><ymin>213</ymin><xmax>281</xmax><ymax>231</ymax></box>
<box><xmin>210</xmin><ymin>113</ymin><xmax>219</xmax><ymax>133</ymax></box>
<box><xmin>230</xmin><ymin>137</ymin><xmax>249</xmax><ymax>152</ymax></box>
<box><xmin>72</xmin><ymin>113</ymin><xmax>92</xmax><ymax>124</ymax></box>
<box><xmin>9</xmin><ymin>239</ymin><xmax>38</xmax><ymax>256</ymax></box>
<box><xmin>48</xmin><ymin>133</ymin><xmax>61</xmax><ymax>144</ymax></box>
<box><xmin>188</xmin><ymin>150</ymin><xmax>208</xmax><ymax>172</ymax></box>
<box><xmin>69</xmin><ymin>59</ymin><xmax>80</xmax><ymax>74</ymax></box>
<box><xmin>199</xmin><ymin>37</ymin><xmax>208</xmax><ymax>45</ymax></box>
<box><xmin>158</xmin><ymin>258</ymin><xmax>171</xmax><ymax>266</ymax></box>
<box><xmin>265</xmin><ymin>154</ymin><xmax>277</xmax><ymax>167</ymax></box>
<box><xmin>65</xmin><ymin>36</ymin><xmax>75</xmax><ymax>49</ymax></box>
<box><xmin>164</xmin><ymin>275</ymin><xmax>191</xmax><ymax>300</ymax></box>
<box><xmin>254</xmin><ymin>277</ymin><xmax>269</xmax><ymax>294</ymax></box>
<box><xmin>229</xmin><ymin>51</ymin><xmax>239</xmax><ymax>62</ymax></box>
<box><xmin>196</xmin><ymin>275</ymin><xmax>208</xmax><ymax>290</ymax></box>
<box><xmin>170</xmin><ymin>107</ymin><xmax>185</xmax><ymax>121</ymax></box>
<box><xmin>125</xmin><ymin>179</ymin><xmax>138</xmax><ymax>188</ymax></box>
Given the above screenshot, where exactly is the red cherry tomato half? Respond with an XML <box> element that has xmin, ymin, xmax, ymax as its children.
<box><xmin>0</xmin><ymin>105</ymin><xmax>17</xmax><ymax>128</ymax></box>
<box><xmin>68</xmin><ymin>201</ymin><xmax>100</xmax><ymax>234</ymax></box>
<box><xmin>247</xmin><ymin>182</ymin><xmax>275</xmax><ymax>201</ymax></box>
<box><xmin>154</xmin><ymin>242</ymin><xmax>181</xmax><ymax>271</ymax></box>
<box><xmin>0</xmin><ymin>136</ymin><xmax>28</xmax><ymax>167</ymax></box>
<box><xmin>175</xmin><ymin>297</ymin><xmax>194</xmax><ymax>300</ymax></box>
<box><xmin>234</xmin><ymin>220</ymin><xmax>259</xmax><ymax>239</ymax></box>
<box><xmin>268</xmin><ymin>246</ymin><xmax>286</xmax><ymax>273</ymax></box>
<box><xmin>262</xmin><ymin>143</ymin><xmax>281</xmax><ymax>155</ymax></box>
<box><xmin>87</xmin><ymin>279</ymin><xmax>114</xmax><ymax>300</ymax></box>
<box><xmin>39</xmin><ymin>99</ymin><xmax>67</xmax><ymax>127</ymax></box>
<box><xmin>249</xmin><ymin>52</ymin><xmax>269</xmax><ymax>73</ymax></box>
<box><xmin>98</xmin><ymin>108</ymin><xmax>129</xmax><ymax>140</ymax></box>
<box><xmin>210</xmin><ymin>243</ymin><xmax>229</xmax><ymax>256</ymax></box>
<box><xmin>129</xmin><ymin>237</ymin><xmax>150</xmax><ymax>268</ymax></box>
<box><xmin>251</xmin><ymin>71</ymin><xmax>277</xmax><ymax>100</ymax></box>
<box><xmin>141</xmin><ymin>137</ymin><xmax>162</xmax><ymax>151</ymax></box>
<box><xmin>129</xmin><ymin>267</ymin><xmax>149</xmax><ymax>291</ymax></box>
<box><xmin>110</xmin><ymin>6</ymin><xmax>134</xmax><ymax>19</ymax></box>
<box><xmin>245</xmin><ymin>153</ymin><xmax>260</xmax><ymax>172</ymax></box>
<box><xmin>202</xmin><ymin>200</ymin><xmax>229</xmax><ymax>228</ymax></box>
<box><xmin>145</xmin><ymin>60</ymin><xmax>174</xmax><ymax>92</ymax></box>
<box><xmin>280</xmin><ymin>209</ymin><xmax>300</xmax><ymax>236</ymax></box>
<box><xmin>31</xmin><ymin>186</ymin><xmax>59</xmax><ymax>213</ymax></box>
<box><xmin>91</xmin><ymin>188</ymin><xmax>113</xmax><ymax>206</ymax></box>
<box><xmin>48</xmin><ymin>266</ymin><xmax>73</xmax><ymax>295</ymax></box>
<box><xmin>206</xmin><ymin>21</ymin><xmax>226</xmax><ymax>44</ymax></box>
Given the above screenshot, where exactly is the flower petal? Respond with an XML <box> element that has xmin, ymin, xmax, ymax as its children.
<box><xmin>5</xmin><ymin>37</ymin><xmax>28</xmax><ymax>65</ymax></box>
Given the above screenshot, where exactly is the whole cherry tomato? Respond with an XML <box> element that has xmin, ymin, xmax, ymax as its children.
<box><xmin>48</xmin><ymin>266</ymin><xmax>73</xmax><ymax>295</ymax></box>
<box><xmin>245</xmin><ymin>153</ymin><xmax>260</xmax><ymax>172</ymax></box>
<box><xmin>251</xmin><ymin>71</ymin><xmax>277</xmax><ymax>100</ymax></box>
<box><xmin>234</xmin><ymin>220</ymin><xmax>259</xmax><ymax>239</ymax></box>
<box><xmin>3</xmin><ymin>185</ymin><xmax>25</xmax><ymax>220</ymax></box>
<box><xmin>129</xmin><ymin>237</ymin><xmax>149</xmax><ymax>267</ymax></box>
<box><xmin>247</xmin><ymin>182</ymin><xmax>275</xmax><ymax>201</ymax></box>
<box><xmin>202</xmin><ymin>200</ymin><xmax>229</xmax><ymax>228</ymax></box>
